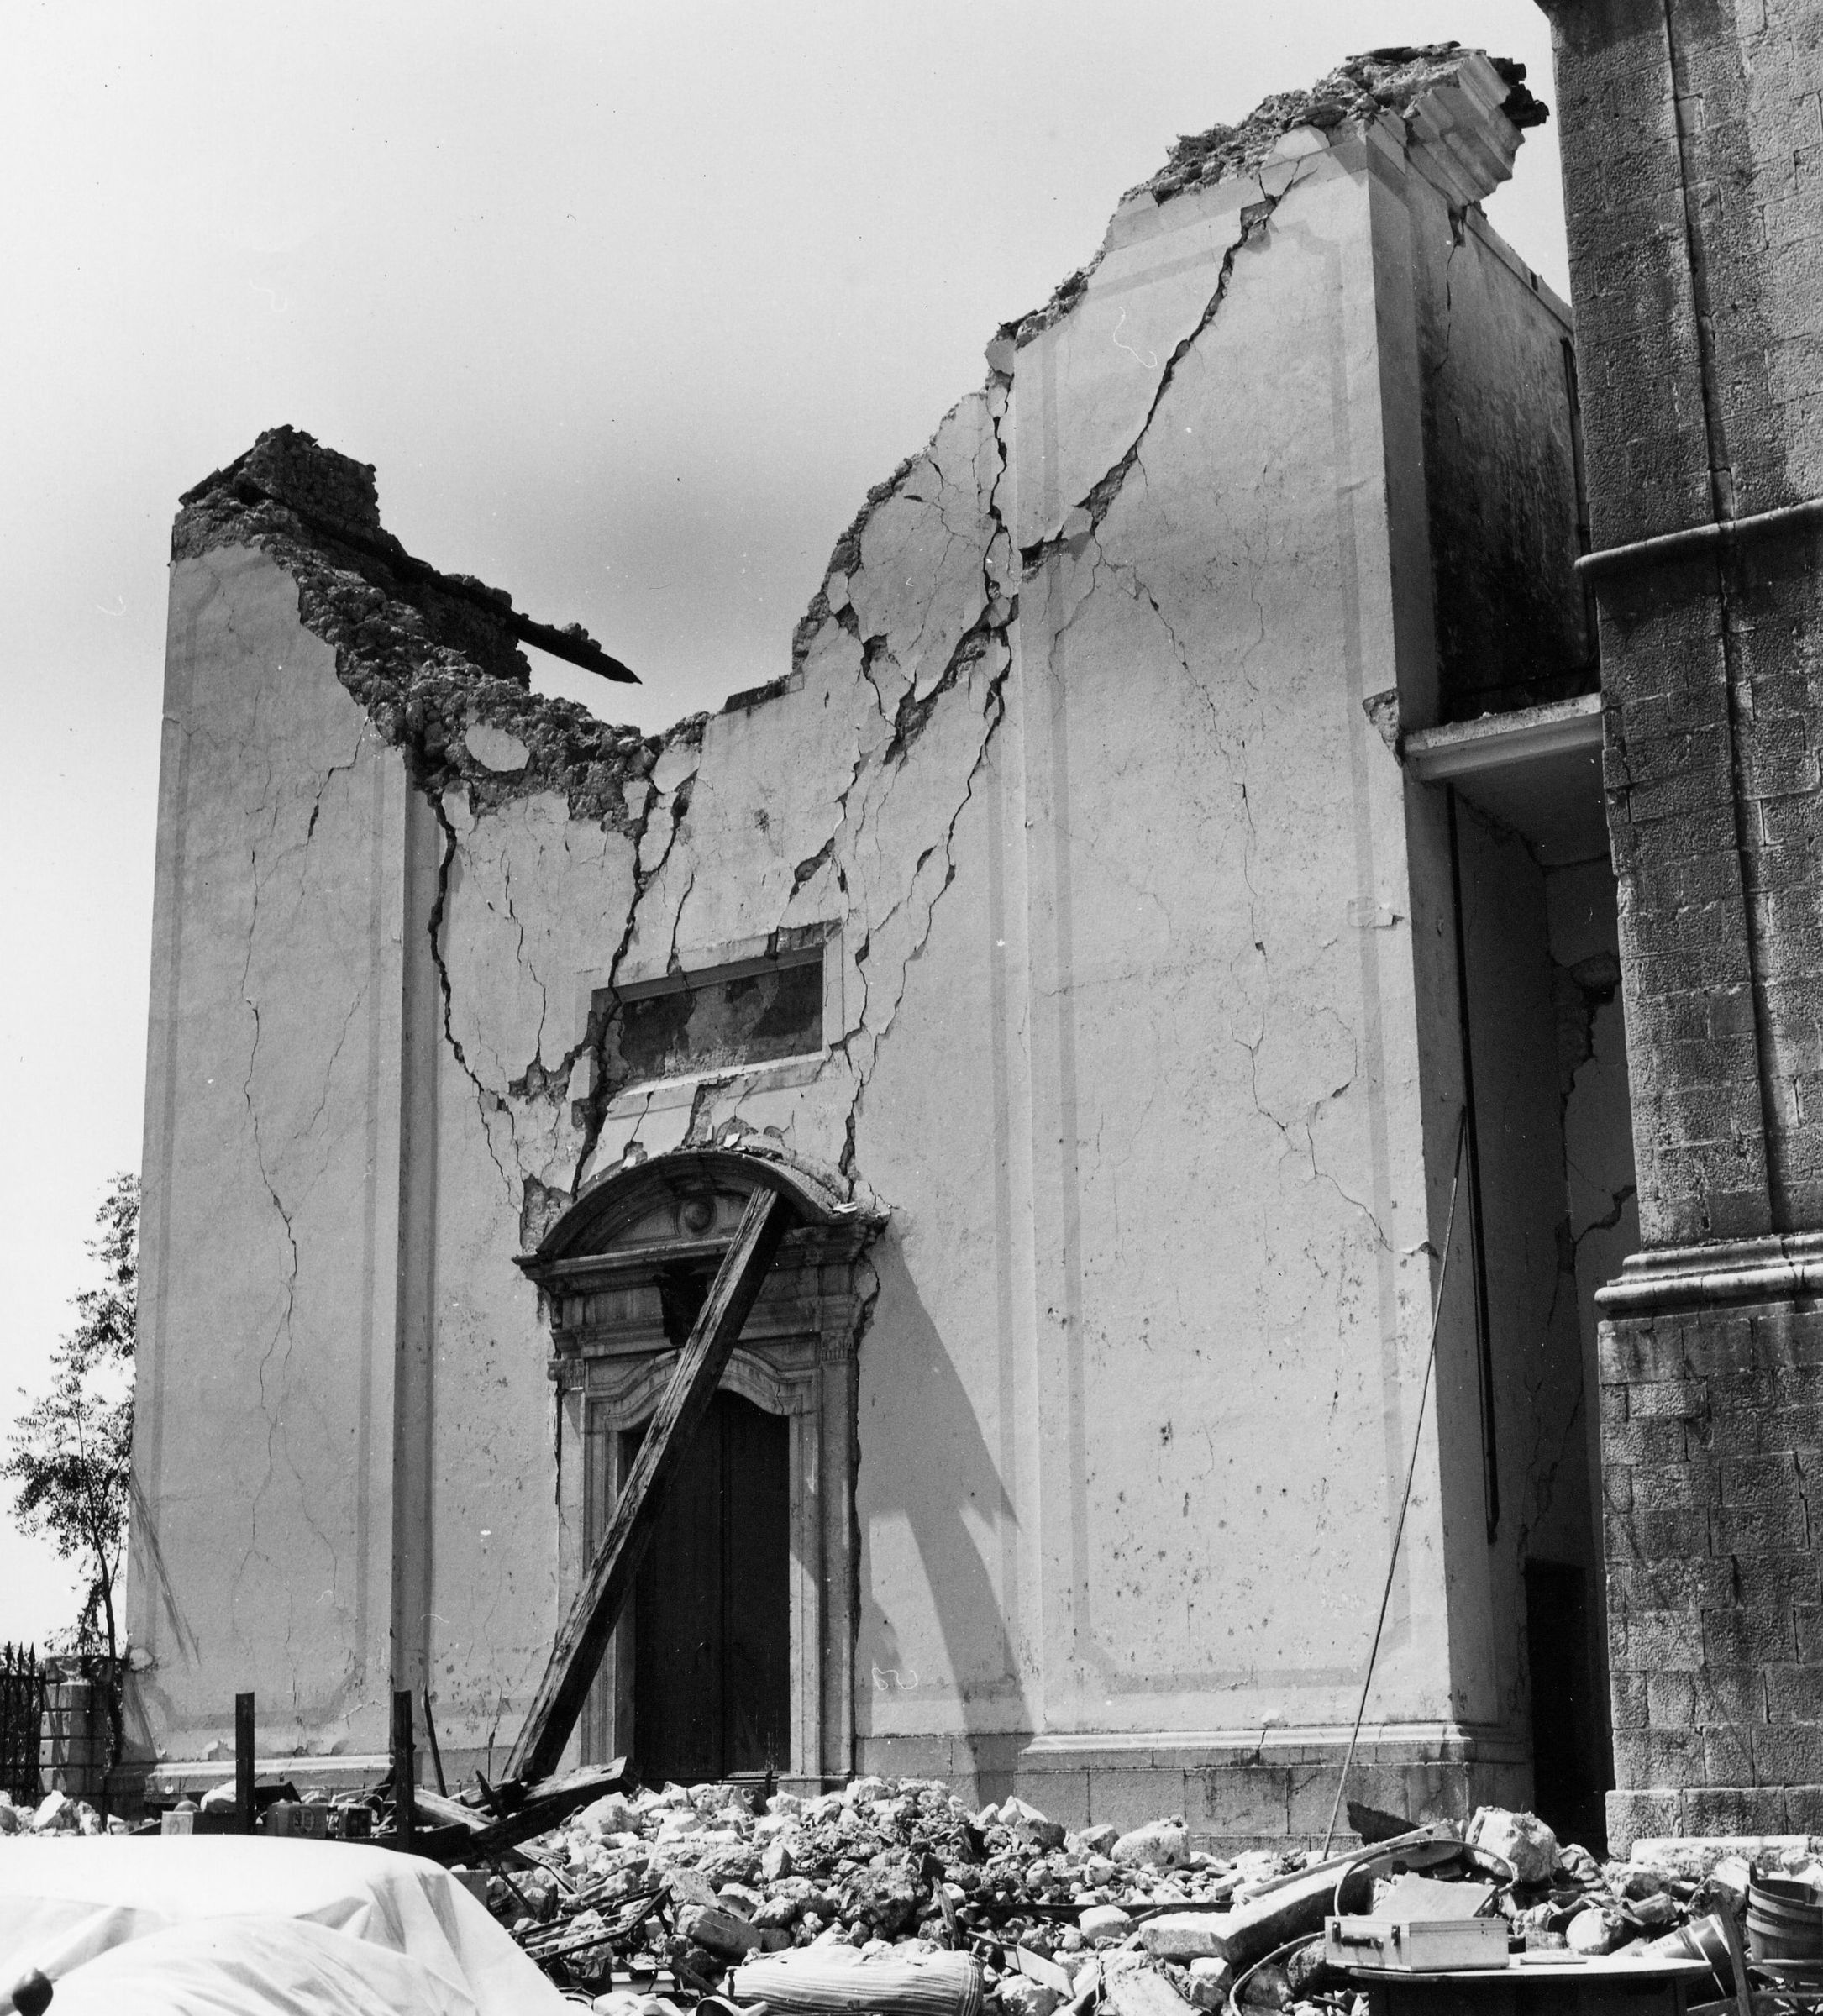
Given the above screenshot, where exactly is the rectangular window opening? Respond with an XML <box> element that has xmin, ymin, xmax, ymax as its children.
<box><xmin>596</xmin><ymin>942</ymin><xmax>826</xmax><ymax>1091</ymax></box>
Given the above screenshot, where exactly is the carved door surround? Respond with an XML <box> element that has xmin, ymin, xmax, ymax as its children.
<box><xmin>522</xmin><ymin>1146</ymin><xmax>882</xmax><ymax>1785</ymax></box>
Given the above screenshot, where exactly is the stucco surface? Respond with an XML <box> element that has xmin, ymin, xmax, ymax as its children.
<box><xmin>129</xmin><ymin>50</ymin><xmax>1594</xmax><ymax>1820</ymax></box>
<box><xmin>132</xmin><ymin>545</ymin><xmax>411</xmax><ymax>1761</ymax></box>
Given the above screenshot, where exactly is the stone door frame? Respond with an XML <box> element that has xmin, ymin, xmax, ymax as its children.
<box><xmin>524</xmin><ymin>1147</ymin><xmax>880</xmax><ymax>1785</ymax></box>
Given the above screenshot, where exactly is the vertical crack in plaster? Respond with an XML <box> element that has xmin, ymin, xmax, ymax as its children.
<box><xmin>239</xmin><ymin>814</ymin><xmax>300</xmax><ymax>1580</ymax></box>
<box><xmin>201</xmin><ymin>538</ymin><xmax>373</xmax><ymax>1658</ymax></box>
<box><xmin>565</xmin><ymin>753</ymin><xmax>703</xmax><ymax>1189</ymax></box>
<box><xmin>832</xmin><ymin>382</ymin><xmax>1019</xmax><ymax>1177</ymax></box>
<box><xmin>236</xmin><ymin>778</ymin><xmax>370</xmax><ymax>1635</ymax></box>
<box><xmin>1019</xmin><ymin>169</ymin><xmax>1300</xmax><ymax>576</ymax></box>
<box><xmin>428</xmin><ymin>794</ymin><xmax>518</xmax><ymax>1201</ymax></box>
<box><xmin>1024</xmin><ymin>168</ymin><xmax>1389</xmax><ymax>1257</ymax></box>
<box><xmin>1430</xmin><ymin>205</ymin><xmax>1468</xmax><ymax>382</ymax></box>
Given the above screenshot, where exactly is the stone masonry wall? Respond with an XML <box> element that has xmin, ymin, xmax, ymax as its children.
<box><xmin>1602</xmin><ymin>1294</ymin><xmax>1823</xmax><ymax>1846</ymax></box>
<box><xmin>1542</xmin><ymin>0</ymin><xmax>1823</xmax><ymax>1850</ymax></box>
<box><xmin>1544</xmin><ymin>0</ymin><xmax>1823</xmax><ymax>1245</ymax></box>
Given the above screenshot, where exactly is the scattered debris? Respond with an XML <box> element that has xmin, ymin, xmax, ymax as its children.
<box><xmin>409</xmin><ymin>1784</ymin><xmax>1823</xmax><ymax>2014</ymax></box>
<box><xmin>12</xmin><ymin>1778</ymin><xmax>1823</xmax><ymax>2013</ymax></box>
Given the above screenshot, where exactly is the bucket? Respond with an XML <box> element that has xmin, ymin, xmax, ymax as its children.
<box><xmin>1644</xmin><ymin>1914</ymin><xmax>1734</xmax><ymax>1998</ymax></box>
<box><xmin>1747</xmin><ymin>1879</ymin><xmax>1823</xmax><ymax>1962</ymax></box>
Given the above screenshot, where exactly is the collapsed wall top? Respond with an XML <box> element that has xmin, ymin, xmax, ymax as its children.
<box><xmin>179</xmin><ymin>427</ymin><xmax>637</xmax><ymax>685</ymax></box>
<box><xmin>997</xmin><ymin>43</ymin><xmax>1547</xmax><ymax>349</ymax></box>
<box><xmin>172</xmin><ymin>426</ymin><xmax>676</xmax><ymax>826</ymax></box>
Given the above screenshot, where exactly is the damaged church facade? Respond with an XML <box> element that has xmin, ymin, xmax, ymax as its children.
<box><xmin>125</xmin><ymin>48</ymin><xmax>1641</xmax><ymax>1845</ymax></box>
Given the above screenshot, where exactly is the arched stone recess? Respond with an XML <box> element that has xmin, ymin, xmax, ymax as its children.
<box><xmin>519</xmin><ymin>1145</ymin><xmax>884</xmax><ymax>1783</ymax></box>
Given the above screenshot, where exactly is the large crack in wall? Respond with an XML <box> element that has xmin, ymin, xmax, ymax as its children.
<box><xmin>174</xmin><ymin>39</ymin><xmax>1540</xmax><ymax>1229</ymax></box>
<box><xmin>165</xmin><ymin>39</ymin><xmax>1552</xmax><ymax>1736</ymax></box>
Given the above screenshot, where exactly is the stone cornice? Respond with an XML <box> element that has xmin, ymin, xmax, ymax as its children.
<box><xmin>1597</xmin><ymin>1234</ymin><xmax>1823</xmax><ymax>1316</ymax></box>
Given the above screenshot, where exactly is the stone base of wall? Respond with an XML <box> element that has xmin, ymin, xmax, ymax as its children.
<box><xmin>1610</xmin><ymin>1785</ymin><xmax>1823</xmax><ymax>1853</ymax></box>
<box><xmin>122</xmin><ymin>1725</ymin><xmax>1527</xmax><ymax>1847</ymax></box>
<box><xmin>859</xmin><ymin>1727</ymin><xmax>1530</xmax><ymax>1851</ymax></box>
<box><xmin>1600</xmin><ymin>1240</ymin><xmax>1823</xmax><ymax>1856</ymax></box>
<box><xmin>129</xmin><ymin>1752</ymin><xmax>391</xmax><ymax>1805</ymax></box>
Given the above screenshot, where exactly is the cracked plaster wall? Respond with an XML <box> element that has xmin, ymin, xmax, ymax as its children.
<box><xmin>129</xmin><ymin>543</ymin><xmax>415</xmax><ymax>1765</ymax></box>
<box><xmin>128</xmin><ymin>49</ymin><xmax>1591</xmax><ymax>1816</ymax></box>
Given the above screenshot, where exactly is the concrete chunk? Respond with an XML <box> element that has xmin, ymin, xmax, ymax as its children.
<box><xmin>1104</xmin><ymin>1963</ymin><xmax>1195</xmax><ymax>2016</ymax></box>
<box><xmin>1113</xmin><ymin>1820</ymin><xmax>1187</xmax><ymax>1868</ymax></box>
<box><xmin>1139</xmin><ymin>1914</ymin><xmax>1230</xmax><ymax>1960</ymax></box>
<box><xmin>676</xmin><ymin>1903</ymin><xmax>764</xmax><ymax>1959</ymax></box>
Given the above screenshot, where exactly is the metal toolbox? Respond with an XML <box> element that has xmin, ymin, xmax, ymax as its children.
<box><xmin>1325</xmin><ymin>1914</ymin><xmax>1511</xmax><ymax>1974</ymax></box>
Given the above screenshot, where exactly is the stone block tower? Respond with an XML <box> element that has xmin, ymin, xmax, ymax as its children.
<box><xmin>1537</xmin><ymin>0</ymin><xmax>1823</xmax><ymax>1846</ymax></box>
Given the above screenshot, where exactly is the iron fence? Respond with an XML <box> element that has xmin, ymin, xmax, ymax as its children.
<box><xmin>0</xmin><ymin>1644</ymin><xmax>43</xmax><ymax>1806</ymax></box>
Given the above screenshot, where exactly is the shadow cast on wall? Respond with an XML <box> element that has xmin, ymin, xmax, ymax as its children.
<box><xmin>856</xmin><ymin>1238</ymin><xmax>1030</xmax><ymax>1803</ymax></box>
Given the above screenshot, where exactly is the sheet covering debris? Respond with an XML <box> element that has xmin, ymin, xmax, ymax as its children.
<box><xmin>0</xmin><ymin>1833</ymin><xmax>565</xmax><ymax>2015</ymax></box>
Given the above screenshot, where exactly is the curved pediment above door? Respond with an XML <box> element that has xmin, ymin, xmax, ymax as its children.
<box><xmin>517</xmin><ymin>1142</ymin><xmax>885</xmax><ymax>1342</ymax></box>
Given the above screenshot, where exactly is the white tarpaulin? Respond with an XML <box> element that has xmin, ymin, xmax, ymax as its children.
<box><xmin>0</xmin><ymin>1837</ymin><xmax>569</xmax><ymax>2015</ymax></box>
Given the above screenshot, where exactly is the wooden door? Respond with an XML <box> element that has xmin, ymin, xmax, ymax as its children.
<box><xmin>629</xmin><ymin>1390</ymin><xmax>791</xmax><ymax>1782</ymax></box>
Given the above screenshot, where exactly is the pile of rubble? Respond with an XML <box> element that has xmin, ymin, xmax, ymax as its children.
<box><xmin>0</xmin><ymin>1791</ymin><xmax>116</xmax><ymax>1837</ymax></box>
<box><xmin>470</xmin><ymin>1779</ymin><xmax>1733</xmax><ymax>2014</ymax></box>
<box><xmin>5</xmin><ymin>1774</ymin><xmax>1789</xmax><ymax>2013</ymax></box>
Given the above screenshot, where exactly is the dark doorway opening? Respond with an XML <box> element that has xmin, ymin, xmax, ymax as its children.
<box><xmin>1526</xmin><ymin>1558</ymin><xmax>1608</xmax><ymax>1856</ymax></box>
<box><xmin>628</xmin><ymin>1389</ymin><xmax>791</xmax><ymax>1783</ymax></box>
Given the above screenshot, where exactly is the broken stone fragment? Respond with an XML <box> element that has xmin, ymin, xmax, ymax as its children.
<box><xmin>1185</xmin><ymin>1959</ymin><xmax>1232</xmax><ymax>2012</ymax></box>
<box><xmin>997</xmin><ymin>1977</ymin><xmax>1062</xmax><ymax>2016</ymax></box>
<box><xmin>1239</xmin><ymin>1960</ymin><xmax>1293</xmax><ymax>2011</ymax></box>
<box><xmin>676</xmin><ymin>1902</ymin><xmax>764</xmax><ymax>1959</ymax></box>
<box><xmin>1104</xmin><ymin>1959</ymin><xmax>1196</xmax><ymax>2016</ymax></box>
<box><xmin>1080</xmin><ymin>1904</ymin><xmax>1133</xmax><ymax>1942</ymax></box>
<box><xmin>667</xmin><ymin>1868</ymin><xmax>721</xmax><ymax>1909</ymax></box>
<box><xmin>1565</xmin><ymin>1905</ymin><xmax>1624</xmax><ymax>1955</ymax></box>
<box><xmin>1113</xmin><ymin>1819</ymin><xmax>1188</xmax><ymax>1868</ymax></box>
<box><xmin>465</xmin><ymin>721</ymin><xmax>530</xmax><ymax>774</ymax></box>
<box><xmin>1140</xmin><ymin>1914</ymin><xmax>1231</xmax><ymax>1961</ymax></box>
<box><xmin>576</xmin><ymin>1791</ymin><xmax>638</xmax><ymax>1835</ymax></box>
<box><xmin>717</xmin><ymin>1882</ymin><xmax>765</xmax><ymax>1919</ymax></box>
<box><xmin>1465</xmin><ymin>1807</ymin><xmax>1558</xmax><ymax>1886</ymax></box>
<box><xmin>1554</xmin><ymin>1841</ymin><xmax>1604</xmax><ymax>1888</ymax></box>
<box><xmin>998</xmin><ymin>1798</ymin><xmax>1066</xmax><ymax>1851</ymax></box>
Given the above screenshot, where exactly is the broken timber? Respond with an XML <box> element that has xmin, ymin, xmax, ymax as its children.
<box><xmin>401</xmin><ymin>1759</ymin><xmax>628</xmax><ymax>1860</ymax></box>
<box><xmin>507</xmin><ymin>1184</ymin><xmax>798</xmax><ymax>1782</ymax></box>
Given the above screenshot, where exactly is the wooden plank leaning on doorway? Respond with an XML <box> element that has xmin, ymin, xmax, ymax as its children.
<box><xmin>506</xmin><ymin>1183</ymin><xmax>798</xmax><ymax>1785</ymax></box>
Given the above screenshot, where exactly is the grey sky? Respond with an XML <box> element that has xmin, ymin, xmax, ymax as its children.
<box><xmin>0</xmin><ymin>2</ymin><xmax>1568</xmax><ymax>1640</ymax></box>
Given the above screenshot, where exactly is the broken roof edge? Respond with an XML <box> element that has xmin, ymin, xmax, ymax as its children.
<box><xmin>995</xmin><ymin>43</ymin><xmax>1547</xmax><ymax>352</ymax></box>
<box><xmin>171</xmin><ymin>426</ymin><xmax>686</xmax><ymax>830</ymax></box>
<box><xmin>177</xmin><ymin>427</ymin><xmax>637</xmax><ymax>683</ymax></box>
